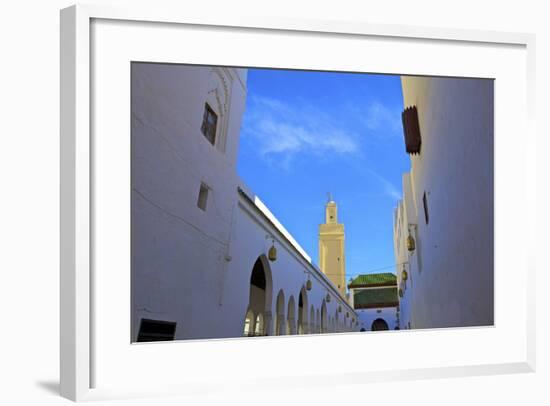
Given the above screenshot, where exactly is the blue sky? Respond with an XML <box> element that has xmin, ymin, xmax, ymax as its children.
<box><xmin>237</xmin><ymin>68</ymin><xmax>410</xmax><ymax>281</ymax></box>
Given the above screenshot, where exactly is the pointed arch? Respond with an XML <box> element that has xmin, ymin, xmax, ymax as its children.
<box><xmin>244</xmin><ymin>255</ymin><xmax>273</xmax><ymax>336</ymax></box>
<box><xmin>287</xmin><ymin>295</ymin><xmax>296</xmax><ymax>335</ymax></box>
<box><xmin>371</xmin><ymin>318</ymin><xmax>389</xmax><ymax>331</ymax></box>
<box><xmin>298</xmin><ymin>286</ymin><xmax>309</xmax><ymax>334</ymax></box>
<box><xmin>316</xmin><ymin>309</ymin><xmax>320</xmax><ymax>333</ymax></box>
<box><xmin>243</xmin><ymin>308</ymin><xmax>255</xmax><ymax>337</ymax></box>
<box><xmin>275</xmin><ymin>289</ymin><xmax>286</xmax><ymax>335</ymax></box>
<box><xmin>320</xmin><ymin>299</ymin><xmax>328</xmax><ymax>333</ymax></box>
<box><xmin>309</xmin><ymin>305</ymin><xmax>315</xmax><ymax>335</ymax></box>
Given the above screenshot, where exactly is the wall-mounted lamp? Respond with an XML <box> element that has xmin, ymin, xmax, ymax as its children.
<box><xmin>326</xmin><ymin>293</ymin><xmax>331</xmax><ymax>303</ymax></box>
<box><xmin>266</xmin><ymin>235</ymin><xmax>277</xmax><ymax>262</ymax></box>
<box><xmin>306</xmin><ymin>278</ymin><xmax>312</xmax><ymax>291</ymax></box>
<box><xmin>407</xmin><ymin>224</ymin><xmax>417</xmax><ymax>252</ymax></box>
<box><xmin>406</xmin><ymin>234</ymin><xmax>415</xmax><ymax>252</ymax></box>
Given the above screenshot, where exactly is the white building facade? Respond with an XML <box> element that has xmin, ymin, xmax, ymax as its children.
<box><xmin>355</xmin><ymin>308</ymin><xmax>399</xmax><ymax>332</ymax></box>
<box><xmin>394</xmin><ymin>76</ymin><xmax>494</xmax><ymax>330</ymax></box>
<box><xmin>131</xmin><ymin>63</ymin><xmax>357</xmax><ymax>341</ymax></box>
<box><xmin>348</xmin><ymin>273</ymin><xmax>399</xmax><ymax>331</ymax></box>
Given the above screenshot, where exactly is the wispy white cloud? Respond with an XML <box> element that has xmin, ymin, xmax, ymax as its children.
<box><xmin>361</xmin><ymin>101</ymin><xmax>403</xmax><ymax>139</ymax></box>
<box><xmin>242</xmin><ymin>95</ymin><xmax>360</xmax><ymax>168</ymax></box>
<box><xmin>241</xmin><ymin>95</ymin><xmax>405</xmax><ymax>200</ymax></box>
<box><xmin>365</xmin><ymin>167</ymin><xmax>402</xmax><ymax>200</ymax></box>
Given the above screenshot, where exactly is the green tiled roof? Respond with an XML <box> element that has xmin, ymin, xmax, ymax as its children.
<box><xmin>348</xmin><ymin>272</ymin><xmax>397</xmax><ymax>288</ymax></box>
<box><xmin>353</xmin><ymin>287</ymin><xmax>398</xmax><ymax>309</ymax></box>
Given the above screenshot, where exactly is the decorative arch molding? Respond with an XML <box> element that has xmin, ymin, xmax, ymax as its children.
<box><xmin>205</xmin><ymin>67</ymin><xmax>234</xmax><ymax>153</ymax></box>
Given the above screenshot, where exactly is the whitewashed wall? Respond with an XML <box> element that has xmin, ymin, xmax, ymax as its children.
<box><xmin>131</xmin><ymin>63</ymin><xmax>357</xmax><ymax>341</ymax></box>
<box><xmin>131</xmin><ymin>63</ymin><xmax>247</xmax><ymax>340</ymax></box>
<box><xmin>396</xmin><ymin>76</ymin><xmax>494</xmax><ymax>329</ymax></box>
<box><xmin>394</xmin><ymin>173</ymin><xmax>417</xmax><ymax>329</ymax></box>
<box><xmin>356</xmin><ymin>307</ymin><xmax>398</xmax><ymax>331</ymax></box>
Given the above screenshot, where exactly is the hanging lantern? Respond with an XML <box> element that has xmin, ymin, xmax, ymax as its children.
<box><xmin>346</xmin><ymin>312</ymin><xmax>349</xmax><ymax>317</ymax></box>
<box><xmin>326</xmin><ymin>293</ymin><xmax>331</xmax><ymax>303</ymax></box>
<box><xmin>306</xmin><ymin>278</ymin><xmax>312</xmax><ymax>291</ymax></box>
<box><xmin>338</xmin><ymin>305</ymin><xmax>342</xmax><ymax>313</ymax></box>
<box><xmin>399</xmin><ymin>288</ymin><xmax>404</xmax><ymax>298</ymax></box>
<box><xmin>268</xmin><ymin>240</ymin><xmax>277</xmax><ymax>262</ymax></box>
<box><xmin>402</xmin><ymin>269</ymin><xmax>408</xmax><ymax>281</ymax></box>
<box><xmin>406</xmin><ymin>233</ymin><xmax>416</xmax><ymax>252</ymax></box>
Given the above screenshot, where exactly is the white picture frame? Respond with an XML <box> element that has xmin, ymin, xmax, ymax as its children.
<box><xmin>60</xmin><ymin>3</ymin><xmax>536</xmax><ymax>402</ymax></box>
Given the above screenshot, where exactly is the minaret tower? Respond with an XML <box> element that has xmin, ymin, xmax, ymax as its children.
<box><xmin>319</xmin><ymin>194</ymin><xmax>346</xmax><ymax>297</ymax></box>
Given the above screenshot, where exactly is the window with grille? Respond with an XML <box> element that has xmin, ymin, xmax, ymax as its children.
<box><xmin>200</xmin><ymin>103</ymin><xmax>218</xmax><ymax>145</ymax></box>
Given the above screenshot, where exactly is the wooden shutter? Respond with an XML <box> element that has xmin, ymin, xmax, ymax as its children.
<box><xmin>401</xmin><ymin>106</ymin><xmax>422</xmax><ymax>154</ymax></box>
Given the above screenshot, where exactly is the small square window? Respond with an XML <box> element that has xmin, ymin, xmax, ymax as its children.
<box><xmin>197</xmin><ymin>183</ymin><xmax>209</xmax><ymax>211</ymax></box>
<box><xmin>136</xmin><ymin>319</ymin><xmax>177</xmax><ymax>342</ymax></box>
<box><xmin>422</xmin><ymin>191</ymin><xmax>429</xmax><ymax>225</ymax></box>
<box><xmin>200</xmin><ymin>103</ymin><xmax>218</xmax><ymax>145</ymax></box>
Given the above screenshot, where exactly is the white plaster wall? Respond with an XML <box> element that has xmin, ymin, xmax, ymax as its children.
<box><xmin>131</xmin><ymin>63</ymin><xmax>247</xmax><ymax>340</ymax></box>
<box><xmin>131</xmin><ymin>63</ymin><xmax>358</xmax><ymax>341</ymax></box>
<box><xmin>397</xmin><ymin>76</ymin><xmax>494</xmax><ymax>329</ymax></box>
<box><xmin>357</xmin><ymin>307</ymin><xmax>398</xmax><ymax>331</ymax></box>
<box><xmin>393</xmin><ymin>173</ymin><xmax>417</xmax><ymax>329</ymax></box>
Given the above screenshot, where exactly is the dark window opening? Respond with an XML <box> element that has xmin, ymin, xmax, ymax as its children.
<box><xmin>371</xmin><ymin>318</ymin><xmax>389</xmax><ymax>331</ymax></box>
<box><xmin>250</xmin><ymin>259</ymin><xmax>266</xmax><ymax>290</ymax></box>
<box><xmin>137</xmin><ymin>318</ymin><xmax>177</xmax><ymax>342</ymax></box>
<box><xmin>200</xmin><ymin>103</ymin><xmax>218</xmax><ymax>145</ymax></box>
<box><xmin>423</xmin><ymin>191</ymin><xmax>429</xmax><ymax>225</ymax></box>
<box><xmin>197</xmin><ymin>183</ymin><xmax>209</xmax><ymax>211</ymax></box>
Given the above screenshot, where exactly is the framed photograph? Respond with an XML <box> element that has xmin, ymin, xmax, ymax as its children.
<box><xmin>60</xmin><ymin>4</ymin><xmax>536</xmax><ymax>401</ymax></box>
